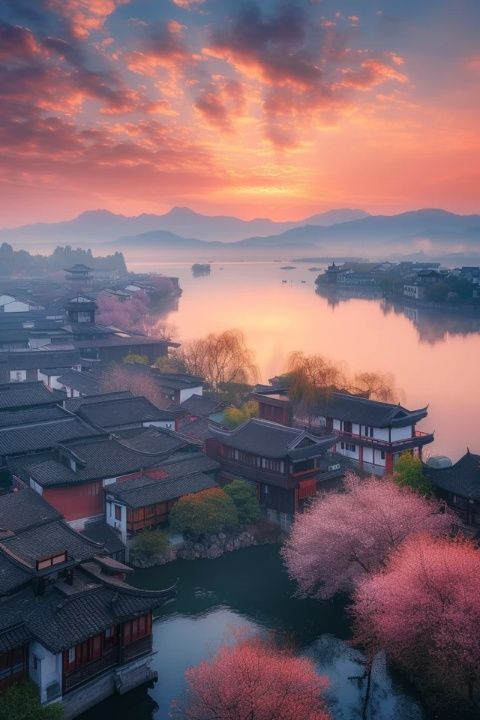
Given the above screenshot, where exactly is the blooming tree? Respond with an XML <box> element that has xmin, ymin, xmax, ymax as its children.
<box><xmin>353</xmin><ymin>534</ymin><xmax>480</xmax><ymax>703</ymax></box>
<box><xmin>96</xmin><ymin>290</ymin><xmax>150</xmax><ymax>331</ymax></box>
<box><xmin>176</xmin><ymin>638</ymin><xmax>331</xmax><ymax>720</ymax></box>
<box><xmin>283</xmin><ymin>473</ymin><xmax>455</xmax><ymax>599</ymax></box>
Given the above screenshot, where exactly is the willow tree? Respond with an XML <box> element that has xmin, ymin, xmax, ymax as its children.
<box><xmin>285</xmin><ymin>351</ymin><xmax>348</xmax><ymax>422</ymax></box>
<box><xmin>178</xmin><ymin>330</ymin><xmax>257</xmax><ymax>389</ymax></box>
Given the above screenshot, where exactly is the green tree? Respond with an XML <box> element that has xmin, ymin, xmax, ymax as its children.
<box><xmin>224</xmin><ymin>400</ymin><xmax>259</xmax><ymax>428</ymax></box>
<box><xmin>0</xmin><ymin>682</ymin><xmax>63</xmax><ymax>720</ymax></box>
<box><xmin>224</xmin><ymin>479</ymin><xmax>261</xmax><ymax>524</ymax></box>
<box><xmin>170</xmin><ymin>488</ymin><xmax>238</xmax><ymax>537</ymax></box>
<box><xmin>394</xmin><ymin>452</ymin><xmax>431</xmax><ymax>494</ymax></box>
<box><xmin>130</xmin><ymin>529</ymin><xmax>169</xmax><ymax>563</ymax></box>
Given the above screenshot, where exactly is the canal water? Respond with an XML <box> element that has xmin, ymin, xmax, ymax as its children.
<box><xmin>80</xmin><ymin>545</ymin><xmax>424</xmax><ymax>720</ymax></box>
<box><xmin>128</xmin><ymin>260</ymin><xmax>480</xmax><ymax>462</ymax></box>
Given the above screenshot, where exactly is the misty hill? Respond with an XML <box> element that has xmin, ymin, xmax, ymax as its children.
<box><xmin>235</xmin><ymin>209</ymin><xmax>480</xmax><ymax>249</ymax></box>
<box><xmin>0</xmin><ymin>207</ymin><xmax>368</xmax><ymax>245</ymax></box>
<box><xmin>0</xmin><ymin>244</ymin><xmax>127</xmax><ymax>277</ymax></box>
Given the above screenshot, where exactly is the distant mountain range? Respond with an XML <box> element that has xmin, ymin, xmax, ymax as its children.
<box><xmin>0</xmin><ymin>207</ymin><xmax>368</xmax><ymax>245</ymax></box>
<box><xmin>1</xmin><ymin>207</ymin><xmax>479</xmax><ymax>259</ymax></box>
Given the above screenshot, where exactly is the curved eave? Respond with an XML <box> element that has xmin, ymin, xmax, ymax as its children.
<box><xmin>389</xmin><ymin>408</ymin><xmax>428</xmax><ymax>427</ymax></box>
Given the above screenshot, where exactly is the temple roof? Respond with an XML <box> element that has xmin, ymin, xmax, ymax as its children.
<box><xmin>210</xmin><ymin>418</ymin><xmax>336</xmax><ymax>459</ymax></box>
<box><xmin>425</xmin><ymin>451</ymin><xmax>480</xmax><ymax>500</ymax></box>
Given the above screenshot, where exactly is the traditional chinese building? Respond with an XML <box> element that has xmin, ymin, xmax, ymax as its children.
<box><xmin>8</xmin><ymin>428</ymin><xmax>203</xmax><ymax>530</ymax></box>
<box><xmin>206</xmin><ymin>418</ymin><xmax>340</xmax><ymax>528</ymax></box>
<box><xmin>425</xmin><ymin>450</ymin><xmax>480</xmax><ymax>527</ymax></box>
<box><xmin>252</xmin><ymin>387</ymin><xmax>434</xmax><ymax>475</ymax></box>
<box><xmin>0</xmin><ymin>486</ymin><xmax>174</xmax><ymax>718</ymax></box>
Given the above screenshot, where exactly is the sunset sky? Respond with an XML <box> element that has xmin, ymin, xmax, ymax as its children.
<box><xmin>1</xmin><ymin>0</ymin><xmax>479</xmax><ymax>226</ymax></box>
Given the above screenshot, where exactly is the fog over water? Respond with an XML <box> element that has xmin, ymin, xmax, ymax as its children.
<box><xmin>130</xmin><ymin>260</ymin><xmax>480</xmax><ymax>463</ymax></box>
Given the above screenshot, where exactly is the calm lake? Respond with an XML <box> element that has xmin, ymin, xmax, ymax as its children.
<box><xmin>78</xmin><ymin>259</ymin><xmax>480</xmax><ymax>720</ymax></box>
<box><xmin>130</xmin><ymin>259</ymin><xmax>480</xmax><ymax>462</ymax></box>
<box><xmin>80</xmin><ymin>545</ymin><xmax>425</xmax><ymax>720</ymax></box>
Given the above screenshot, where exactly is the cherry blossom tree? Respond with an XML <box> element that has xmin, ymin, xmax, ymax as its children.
<box><xmin>283</xmin><ymin>473</ymin><xmax>455</xmax><ymax>599</ymax></box>
<box><xmin>353</xmin><ymin>534</ymin><xmax>480</xmax><ymax>707</ymax></box>
<box><xmin>96</xmin><ymin>290</ymin><xmax>150</xmax><ymax>331</ymax></box>
<box><xmin>175</xmin><ymin>638</ymin><xmax>331</xmax><ymax>720</ymax></box>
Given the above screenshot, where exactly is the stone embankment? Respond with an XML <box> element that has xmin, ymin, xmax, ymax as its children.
<box><xmin>131</xmin><ymin>523</ymin><xmax>281</xmax><ymax>568</ymax></box>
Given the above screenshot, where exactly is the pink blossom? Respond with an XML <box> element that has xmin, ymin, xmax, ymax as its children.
<box><xmin>283</xmin><ymin>473</ymin><xmax>456</xmax><ymax>599</ymax></box>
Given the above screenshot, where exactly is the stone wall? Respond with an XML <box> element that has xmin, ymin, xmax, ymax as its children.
<box><xmin>131</xmin><ymin>523</ymin><xmax>281</xmax><ymax>568</ymax></box>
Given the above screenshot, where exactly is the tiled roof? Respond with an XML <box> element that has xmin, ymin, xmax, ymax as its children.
<box><xmin>0</xmin><ymin>554</ymin><xmax>33</xmax><ymax>595</ymax></box>
<box><xmin>178</xmin><ymin>417</ymin><xmax>214</xmax><ymax>441</ymax></box>
<box><xmin>107</xmin><ymin>472</ymin><xmax>217</xmax><ymax>508</ymax></box>
<box><xmin>115</xmin><ymin>427</ymin><xmax>196</xmax><ymax>455</ymax></box>
<box><xmin>0</xmin><ymin>382</ymin><xmax>66</xmax><ymax>411</ymax></box>
<box><xmin>210</xmin><ymin>418</ymin><xmax>336</xmax><ymax>459</ymax></box>
<box><xmin>425</xmin><ymin>451</ymin><xmax>480</xmax><ymax>500</ymax></box>
<box><xmin>77</xmin><ymin>396</ymin><xmax>176</xmax><ymax>429</ymax></box>
<box><xmin>0</xmin><ymin>405</ymin><xmax>68</xmax><ymax>429</ymax></box>
<box><xmin>1</xmin><ymin>349</ymin><xmax>81</xmax><ymax>371</ymax></box>
<box><xmin>25</xmin><ymin>431</ymin><xmax>192</xmax><ymax>487</ymax></box>
<box><xmin>0</xmin><ymin>487</ymin><xmax>61</xmax><ymax>534</ymax></box>
<box><xmin>80</xmin><ymin>522</ymin><xmax>125</xmax><ymax>555</ymax></box>
<box><xmin>0</xmin><ymin>520</ymin><xmax>103</xmax><ymax>566</ymax></box>
<box><xmin>180</xmin><ymin>394</ymin><xmax>225</xmax><ymax>417</ymax></box>
<box><xmin>0</xmin><ymin>417</ymin><xmax>100</xmax><ymax>457</ymax></box>
<box><xmin>312</xmin><ymin>392</ymin><xmax>428</xmax><ymax>428</ymax></box>
<box><xmin>63</xmin><ymin>391</ymin><xmax>133</xmax><ymax>412</ymax></box>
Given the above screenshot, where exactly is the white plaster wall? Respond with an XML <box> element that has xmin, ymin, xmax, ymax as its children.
<box><xmin>373</xmin><ymin>427</ymin><xmax>389</xmax><ymax>441</ymax></box>
<box><xmin>363</xmin><ymin>447</ymin><xmax>374</xmax><ymax>464</ymax></box>
<box><xmin>391</xmin><ymin>425</ymin><xmax>413</xmax><ymax>441</ymax></box>
<box><xmin>29</xmin><ymin>641</ymin><xmax>62</xmax><ymax>704</ymax></box>
<box><xmin>105</xmin><ymin>497</ymin><xmax>127</xmax><ymax>544</ymax></box>
<box><xmin>30</xmin><ymin>478</ymin><xmax>44</xmax><ymax>495</ymax></box>
<box><xmin>373</xmin><ymin>450</ymin><xmax>386</xmax><ymax>466</ymax></box>
<box><xmin>179</xmin><ymin>386</ymin><xmax>203</xmax><ymax>404</ymax></box>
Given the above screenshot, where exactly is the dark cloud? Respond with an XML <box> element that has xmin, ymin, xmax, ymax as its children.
<box><xmin>204</xmin><ymin>0</ymin><xmax>407</xmax><ymax>145</ymax></box>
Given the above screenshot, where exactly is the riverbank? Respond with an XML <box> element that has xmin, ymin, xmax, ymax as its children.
<box><xmin>130</xmin><ymin>521</ymin><xmax>282</xmax><ymax>568</ymax></box>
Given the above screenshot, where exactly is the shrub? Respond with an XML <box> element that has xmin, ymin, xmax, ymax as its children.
<box><xmin>130</xmin><ymin>529</ymin><xmax>169</xmax><ymax>563</ymax></box>
<box><xmin>224</xmin><ymin>479</ymin><xmax>261</xmax><ymax>524</ymax></box>
<box><xmin>0</xmin><ymin>682</ymin><xmax>63</xmax><ymax>720</ymax></box>
<box><xmin>170</xmin><ymin>488</ymin><xmax>238</xmax><ymax>537</ymax></box>
<box><xmin>394</xmin><ymin>451</ymin><xmax>432</xmax><ymax>494</ymax></box>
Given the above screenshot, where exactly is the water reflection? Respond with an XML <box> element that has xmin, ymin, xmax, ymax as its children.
<box><xmin>79</xmin><ymin>546</ymin><xmax>425</xmax><ymax>720</ymax></box>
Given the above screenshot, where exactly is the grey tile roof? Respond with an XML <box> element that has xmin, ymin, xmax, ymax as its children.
<box><xmin>311</xmin><ymin>392</ymin><xmax>428</xmax><ymax>428</ymax></box>
<box><xmin>179</xmin><ymin>416</ymin><xmax>214</xmax><ymax>441</ymax></box>
<box><xmin>63</xmin><ymin>391</ymin><xmax>133</xmax><ymax>412</ymax></box>
<box><xmin>0</xmin><ymin>405</ymin><xmax>68</xmax><ymax>429</ymax></box>
<box><xmin>25</xmin><ymin>431</ymin><xmax>194</xmax><ymax>488</ymax></box>
<box><xmin>0</xmin><ymin>382</ymin><xmax>66</xmax><ymax>411</ymax></box>
<box><xmin>0</xmin><ymin>520</ymin><xmax>103</xmax><ymax>566</ymax></box>
<box><xmin>115</xmin><ymin>427</ymin><xmax>196</xmax><ymax>455</ymax></box>
<box><xmin>0</xmin><ymin>623</ymin><xmax>32</xmax><ymax>652</ymax></box>
<box><xmin>0</xmin><ymin>488</ymin><xmax>61</xmax><ymax>534</ymax></box>
<box><xmin>0</xmin><ymin>417</ymin><xmax>100</xmax><ymax>457</ymax></box>
<box><xmin>77</xmin><ymin>396</ymin><xmax>177</xmax><ymax>429</ymax></box>
<box><xmin>180</xmin><ymin>394</ymin><xmax>225</xmax><ymax>417</ymax></box>
<box><xmin>210</xmin><ymin>418</ymin><xmax>336</xmax><ymax>459</ymax></box>
<box><xmin>56</xmin><ymin>369</ymin><xmax>100</xmax><ymax>395</ymax></box>
<box><xmin>425</xmin><ymin>451</ymin><xmax>480</xmax><ymax>500</ymax></box>
<box><xmin>80</xmin><ymin>522</ymin><xmax>125</xmax><ymax>555</ymax></box>
<box><xmin>107</xmin><ymin>472</ymin><xmax>217</xmax><ymax>509</ymax></box>
<box><xmin>0</xmin><ymin>554</ymin><xmax>33</xmax><ymax>595</ymax></box>
<box><xmin>1</xmin><ymin>349</ymin><xmax>81</xmax><ymax>371</ymax></box>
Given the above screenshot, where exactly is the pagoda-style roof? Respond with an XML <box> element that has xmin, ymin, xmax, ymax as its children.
<box><xmin>425</xmin><ymin>451</ymin><xmax>480</xmax><ymax>500</ymax></box>
<box><xmin>210</xmin><ymin>418</ymin><xmax>336</xmax><ymax>460</ymax></box>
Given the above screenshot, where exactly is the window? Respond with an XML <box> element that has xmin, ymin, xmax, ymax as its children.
<box><xmin>9</xmin><ymin>370</ymin><xmax>26</xmax><ymax>383</ymax></box>
<box><xmin>346</xmin><ymin>443</ymin><xmax>356</xmax><ymax>453</ymax></box>
<box><xmin>68</xmin><ymin>648</ymin><xmax>76</xmax><ymax>664</ymax></box>
<box><xmin>380</xmin><ymin>450</ymin><xmax>386</xmax><ymax>460</ymax></box>
<box><xmin>114</xmin><ymin>504</ymin><xmax>122</xmax><ymax>521</ymax></box>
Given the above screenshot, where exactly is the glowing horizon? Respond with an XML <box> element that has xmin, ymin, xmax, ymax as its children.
<box><xmin>1</xmin><ymin>0</ymin><xmax>479</xmax><ymax>227</ymax></box>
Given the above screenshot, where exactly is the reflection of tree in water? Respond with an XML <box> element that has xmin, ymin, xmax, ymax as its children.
<box><xmin>382</xmin><ymin>300</ymin><xmax>480</xmax><ymax>345</ymax></box>
<box><xmin>316</xmin><ymin>288</ymin><xmax>480</xmax><ymax>345</ymax></box>
<box><xmin>308</xmin><ymin>635</ymin><xmax>423</xmax><ymax>720</ymax></box>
